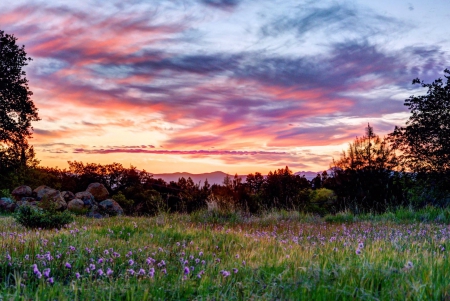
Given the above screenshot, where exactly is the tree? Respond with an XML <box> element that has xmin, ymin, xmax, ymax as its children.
<box><xmin>0</xmin><ymin>30</ymin><xmax>39</xmax><ymax>144</ymax></box>
<box><xmin>0</xmin><ymin>30</ymin><xmax>39</xmax><ymax>180</ymax></box>
<box><xmin>335</xmin><ymin>124</ymin><xmax>397</xmax><ymax>171</ymax></box>
<box><xmin>389</xmin><ymin>69</ymin><xmax>450</xmax><ymax>174</ymax></box>
<box><xmin>330</xmin><ymin>124</ymin><xmax>403</xmax><ymax>212</ymax></box>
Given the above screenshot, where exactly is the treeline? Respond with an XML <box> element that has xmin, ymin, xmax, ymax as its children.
<box><xmin>1</xmin><ymin>126</ymin><xmax>449</xmax><ymax>216</ymax></box>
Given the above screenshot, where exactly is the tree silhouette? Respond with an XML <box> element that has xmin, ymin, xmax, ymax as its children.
<box><xmin>389</xmin><ymin>69</ymin><xmax>450</xmax><ymax>174</ymax></box>
<box><xmin>0</xmin><ymin>30</ymin><xmax>39</xmax><ymax>178</ymax></box>
<box><xmin>0</xmin><ymin>30</ymin><xmax>39</xmax><ymax>144</ymax></box>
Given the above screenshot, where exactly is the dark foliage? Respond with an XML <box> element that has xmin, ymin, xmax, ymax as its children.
<box><xmin>389</xmin><ymin>69</ymin><xmax>450</xmax><ymax>174</ymax></box>
<box><xmin>329</xmin><ymin>124</ymin><xmax>405</xmax><ymax>213</ymax></box>
<box><xmin>14</xmin><ymin>196</ymin><xmax>74</xmax><ymax>229</ymax></box>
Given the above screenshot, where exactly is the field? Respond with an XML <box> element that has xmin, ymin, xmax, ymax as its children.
<box><xmin>0</xmin><ymin>210</ymin><xmax>449</xmax><ymax>300</ymax></box>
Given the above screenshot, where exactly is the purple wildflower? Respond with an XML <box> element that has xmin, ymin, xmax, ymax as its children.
<box><xmin>43</xmin><ymin>268</ymin><xmax>51</xmax><ymax>278</ymax></box>
<box><xmin>97</xmin><ymin>269</ymin><xmax>104</xmax><ymax>276</ymax></box>
<box><xmin>128</xmin><ymin>259</ymin><xmax>134</xmax><ymax>266</ymax></box>
<box><xmin>356</xmin><ymin>248</ymin><xmax>362</xmax><ymax>255</ymax></box>
<box><xmin>75</xmin><ymin>272</ymin><xmax>81</xmax><ymax>279</ymax></box>
<box><xmin>47</xmin><ymin>277</ymin><xmax>54</xmax><ymax>284</ymax></box>
<box><xmin>184</xmin><ymin>266</ymin><xmax>190</xmax><ymax>275</ymax></box>
<box><xmin>233</xmin><ymin>268</ymin><xmax>238</xmax><ymax>274</ymax></box>
<box><xmin>106</xmin><ymin>268</ymin><xmax>113</xmax><ymax>276</ymax></box>
<box><xmin>128</xmin><ymin>269</ymin><xmax>135</xmax><ymax>276</ymax></box>
<box><xmin>65</xmin><ymin>262</ymin><xmax>72</xmax><ymax>269</ymax></box>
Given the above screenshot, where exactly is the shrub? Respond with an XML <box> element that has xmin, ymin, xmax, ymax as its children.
<box><xmin>0</xmin><ymin>189</ymin><xmax>13</xmax><ymax>199</ymax></box>
<box><xmin>14</xmin><ymin>205</ymin><xmax>74</xmax><ymax>229</ymax></box>
<box><xmin>112</xmin><ymin>191</ymin><xmax>134</xmax><ymax>214</ymax></box>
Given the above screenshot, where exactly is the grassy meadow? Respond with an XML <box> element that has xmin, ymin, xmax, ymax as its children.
<box><xmin>0</xmin><ymin>209</ymin><xmax>449</xmax><ymax>300</ymax></box>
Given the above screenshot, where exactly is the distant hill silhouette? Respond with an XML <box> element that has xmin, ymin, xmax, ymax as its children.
<box><xmin>151</xmin><ymin>170</ymin><xmax>321</xmax><ymax>185</ymax></box>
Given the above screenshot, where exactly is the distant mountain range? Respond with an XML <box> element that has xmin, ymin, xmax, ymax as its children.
<box><xmin>151</xmin><ymin>171</ymin><xmax>321</xmax><ymax>185</ymax></box>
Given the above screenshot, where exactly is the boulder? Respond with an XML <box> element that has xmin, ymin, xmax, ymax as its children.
<box><xmin>0</xmin><ymin>197</ymin><xmax>13</xmax><ymax>210</ymax></box>
<box><xmin>61</xmin><ymin>191</ymin><xmax>75</xmax><ymax>203</ymax></box>
<box><xmin>86</xmin><ymin>183</ymin><xmax>109</xmax><ymax>202</ymax></box>
<box><xmin>32</xmin><ymin>186</ymin><xmax>67</xmax><ymax>211</ymax></box>
<box><xmin>20</xmin><ymin>197</ymin><xmax>36</xmax><ymax>203</ymax></box>
<box><xmin>74</xmin><ymin>191</ymin><xmax>96</xmax><ymax>208</ymax></box>
<box><xmin>5</xmin><ymin>203</ymin><xmax>17</xmax><ymax>212</ymax></box>
<box><xmin>67</xmin><ymin>198</ymin><xmax>87</xmax><ymax>213</ymax></box>
<box><xmin>12</xmin><ymin>185</ymin><xmax>32</xmax><ymax>201</ymax></box>
<box><xmin>98</xmin><ymin>199</ymin><xmax>124</xmax><ymax>216</ymax></box>
<box><xmin>33</xmin><ymin>185</ymin><xmax>56</xmax><ymax>201</ymax></box>
<box><xmin>86</xmin><ymin>212</ymin><xmax>104</xmax><ymax>219</ymax></box>
<box><xmin>16</xmin><ymin>200</ymin><xmax>38</xmax><ymax>207</ymax></box>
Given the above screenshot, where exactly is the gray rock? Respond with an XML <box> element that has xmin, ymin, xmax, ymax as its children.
<box><xmin>12</xmin><ymin>185</ymin><xmax>32</xmax><ymax>201</ymax></box>
<box><xmin>99</xmin><ymin>199</ymin><xmax>124</xmax><ymax>216</ymax></box>
<box><xmin>61</xmin><ymin>191</ymin><xmax>75</xmax><ymax>202</ymax></box>
<box><xmin>86</xmin><ymin>183</ymin><xmax>109</xmax><ymax>202</ymax></box>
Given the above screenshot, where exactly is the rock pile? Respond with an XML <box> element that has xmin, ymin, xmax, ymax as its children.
<box><xmin>3</xmin><ymin>183</ymin><xmax>123</xmax><ymax>218</ymax></box>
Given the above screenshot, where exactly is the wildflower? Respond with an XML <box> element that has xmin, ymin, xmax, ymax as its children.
<box><xmin>43</xmin><ymin>268</ymin><xmax>51</xmax><ymax>278</ymax></box>
<box><xmin>65</xmin><ymin>262</ymin><xmax>72</xmax><ymax>269</ymax></box>
<box><xmin>405</xmin><ymin>261</ymin><xmax>414</xmax><ymax>269</ymax></box>
<box><xmin>195</xmin><ymin>258</ymin><xmax>200</xmax><ymax>264</ymax></box>
<box><xmin>98</xmin><ymin>258</ymin><xmax>104</xmax><ymax>264</ymax></box>
<box><xmin>138</xmin><ymin>268</ymin><xmax>146</xmax><ymax>276</ymax></box>
<box><xmin>32</xmin><ymin>264</ymin><xmax>39</xmax><ymax>273</ymax></box>
<box><xmin>97</xmin><ymin>269</ymin><xmax>104</xmax><ymax>276</ymax></box>
<box><xmin>201</xmin><ymin>260</ymin><xmax>206</xmax><ymax>265</ymax></box>
<box><xmin>85</xmin><ymin>268</ymin><xmax>90</xmax><ymax>274</ymax></box>
<box><xmin>146</xmin><ymin>257</ymin><xmax>155</xmax><ymax>265</ymax></box>
<box><xmin>69</xmin><ymin>246</ymin><xmax>76</xmax><ymax>252</ymax></box>
<box><xmin>75</xmin><ymin>272</ymin><xmax>81</xmax><ymax>279</ymax></box>
<box><xmin>356</xmin><ymin>248</ymin><xmax>362</xmax><ymax>255</ymax></box>
<box><xmin>235</xmin><ymin>254</ymin><xmax>240</xmax><ymax>259</ymax></box>
<box><xmin>190</xmin><ymin>266</ymin><xmax>195</xmax><ymax>272</ymax></box>
<box><xmin>358</xmin><ymin>242</ymin><xmax>364</xmax><ymax>249</ymax></box>
<box><xmin>47</xmin><ymin>277</ymin><xmax>54</xmax><ymax>284</ymax></box>
<box><xmin>128</xmin><ymin>269</ymin><xmax>135</xmax><ymax>276</ymax></box>
<box><xmin>199</xmin><ymin>251</ymin><xmax>203</xmax><ymax>257</ymax></box>
<box><xmin>221</xmin><ymin>270</ymin><xmax>231</xmax><ymax>277</ymax></box>
<box><xmin>233</xmin><ymin>268</ymin><xmax>238</xmax><ymax>274</ymax></box>
<box><xmin>189</xmin><ymin>255</ymin><xmax>194</xmax><ymax>260</ymax></box>
<box><xmin>128</xmin><ymin>259</ymin><xmax>134</xmax><ymax>266</ymax></box>
<box><xmin>6</xmin><ymin>253</ymin><xmax>11</xmax><ymax>261</ymax></box>
<box><xmin>161</xmin><ymin>268</ymin><xmax>167</xmax><ymax>275</ymax></box>
<box><xmin>89</xmin><ymin>264</ymin><xmax>96</xmax><ymax>270</ymax></box>
<box><xmin>242</xmin><ymin>260</ymin><xmax>246</xmax><ymax>266</ymax></box>
<box><xmin>106</xmin><ymin>268</ymin><xmax>113</xmax><ymax>276</ymax></box>
<box><xmin>158</xmin><ymin>260</ymin><xmax>166</xmax><ymax>267</ymax></box>
<box><xmin>35</xmin><ymin>271</ymin><xmax>42</xmax><ymax>279</ymax></box>
<box><xmin>184</xmin><ymin>266</ymin><xmax>190</xmax><ymax>275</ymax></box>
<box><xmin>24</xmin><ymin>254</ymin><xmax>29</xmax><ymax>260</ymax></box>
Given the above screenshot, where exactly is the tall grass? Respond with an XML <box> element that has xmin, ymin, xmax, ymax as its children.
<box><xmin>0</xmin><ymin>208</ymin><xmax>449</xmax><ymax>300</ymax></box>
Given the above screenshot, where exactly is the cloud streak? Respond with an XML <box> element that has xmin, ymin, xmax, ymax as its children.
<box><xmin>1</xmin><ymin>0</ymin><xmax>449</xmax><ymax>173</ymax></box>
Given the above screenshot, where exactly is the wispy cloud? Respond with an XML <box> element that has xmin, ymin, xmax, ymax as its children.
<box><xmin>1</xmin><ymin>0</ymin><xmax>449</xmax><ymax>172</ymax></box>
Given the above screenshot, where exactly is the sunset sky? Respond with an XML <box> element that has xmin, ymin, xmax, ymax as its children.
<box><xmin>1</xmin><ymin>0</ymin><xmax>449</xmax><ymax>174</ymax></box>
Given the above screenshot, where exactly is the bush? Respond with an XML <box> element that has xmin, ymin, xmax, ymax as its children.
<box><xmin>14</xmin><ymin>205</ymin><xmax>74</xmax><ymax>229</ymax></box>
<box><xmin>112</xmin><ymin>191</ymin><xmax>134</xmax><ymax>214</ymax></box>
<box><xmin>0</xmin><ymin>189</ymin><xmax>13</xmax><ymax>199</ymax></box>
